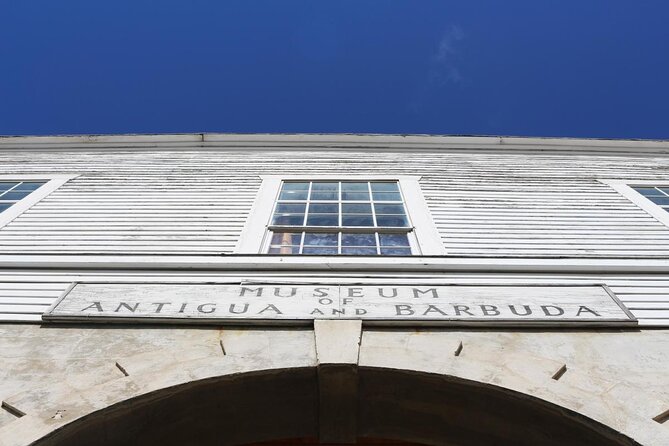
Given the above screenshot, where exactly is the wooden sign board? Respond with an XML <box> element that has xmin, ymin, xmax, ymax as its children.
<box><xmin>42</xmin><ymin>283</ymin><xmax>636</xmax><ymax>327</ymax></box>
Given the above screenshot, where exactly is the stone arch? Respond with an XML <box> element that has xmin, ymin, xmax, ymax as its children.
<box><xmin>7</xmin><ymin>366</ymin><xmax>641</xmax><ymax>446</ymax></box>
<box><xmin>1</xmin><ymin>323</ymin><xmax>666</xmax><ymax>445</ymax></box>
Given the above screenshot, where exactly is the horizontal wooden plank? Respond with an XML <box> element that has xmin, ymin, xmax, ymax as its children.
<box><xmin>7</xmin><ymin>221</ymin><xmax>247</xmax><ymax>227</ymax></box>
<box><xmin>17</xmin><ymin>217</ymin><xmax>248</xmax><ymax>222</ymax></box>
<box><xmin>0</xmin><ymin>313</ymin><xmax>42</xmax><ymax>322</ymax></box>
<box><xmin>442</xmin><ymin>242</ymin><xmax>669</xmax><ymax>249</ymax></box>
<box><xmin>0</xmin><ymin>304</ymin><xmax>50</xmax><ymax>314</ymax></box>
<box><xmin>609</xmin><ymin>287</ymin><xmax>669</xmax><ymax>294</ymax></box>
<box><xmin>442</xmin><ymin>250</ymin><xmax>669</xmax><ymax>256</ymax></box>
<box><xmin>0</xmin><ymin>236</ymin><xmax>239</xmax><ymax>241</ymax></box>
<box><xmin>436</xmin><ymin>218</ymin><xmax>657</xmax><ymax>224</ymax></box>
<box><xmin>0</xmin><ymin>282</ymin><xmax>71</xmax><ymax>289</ymax></box>
<box><xmin>624</xmin><ymin>302</ymin><xmax>669</xmax><ymax>310</ymax></box>
<box><xmin>0</xmin><ymin>247</ymin><xmax>226</xmax><ymax>253</ymax></box>
<box><xmin>26</xmin><ymin>207</ymin><xmax>253</xmax><ymax>213</ymax></box>
<box><xmin>435</xmin><ymin>223</ymin><xmax>665</xmax><ymax>229</ymax></box>
<box><xmin>442</xmin><ymin>235</ymin><xmax>669</xmax><ymax>241</ymax></box>
<box><xmin>631</xmin><ymin>318</ymin><xmax>669</xmax><ymax>327</ymax></box>
<box><xmin>2</xmin><ymin>226</ymin><xmax>244</xmax><ymax>231</ymax></box>
<box><xmin>0</xmin><ymin>231</ymin><xmax>240</xmax><ymax>236</ymax></box>
<box><xmin>0</xmin><ymin>272</ymin><xmax>668</xmax><ymax>286</ymax></box>
<box><xmin>22</xmin><ymin>210</ymin><xmax>250</xmax><ymax>215</ymax></box>
<box><xmin>42</xmin><ymin>199</ymin><xmax>255</xmax><ymax>204</ymax></box>
<box><xmin>0</xmin><ymin>241</ymin><xmax>230</xmax><ymax>247</ymax></box>
<box><xmin>0</xmin><ymin>289</ymin><xmax>65</xmax><ymax>297</ymax></box>
<box><xmin>629</xmin><ymin>309</ymin><xmax>669</xmax><ymax>319</ymax></box>
<box><xmin>619</xmin><ymin>294</ymin><xmax>669</xmax><ymax>301</ymax></box>
<box><xmin>0</xmin><ymin>297</ymin><xmax>57</xmax><ymax>305</ymax></box>
<box><xmin>440</xmin><ymin>228</ymin><xmax>669</xmax><ymax>234</ymax></box>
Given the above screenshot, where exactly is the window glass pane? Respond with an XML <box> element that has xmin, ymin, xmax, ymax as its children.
<box><xmin>304</xmin><ymin>233</ymin><xmax>338</xmax><ymax>246</ymax></box>
<box><xmin>267</xmin><ymin>179</ymin><xmax>413</xmax><ymax>256</ymax></box>
<box><xmin>341</xmin><ymin>182</ymin><xmax>368</xmax><ymax>191</ymax></box>
<box><xmin>371</xmin><ymin>182</ymin><xmax>400</xmax><ymax>193</ymax></box>
<box><xmin>1</xmin><ymin>191</ymin><xmax>31</xmax><ymax>201</ymax></box>
<box><xmin>659</xmin><ymin>188</ymin><xmax>669</xmax><ymax>195</ymax></box>
<box><xmin>309</xmin><ymin>203</ymin><xmax>338</xmax><ymax>213</ymax></box>
<box><xmin>342</xmin><ymin>215</ymin><xmax>374</xmax><ymax>226</ymax></box>
<box><xmin>306</xmin><ymin>214</ymin><xmax>338</xmax><ymax>226</ymax></box>
<box><xmin>310</xmin><ymin>183</ymin><xmax>338</xmax><ymax>200</ymax></box>
<box><xmin>14</xmin><ymin>182</ymin><xmax>44</xmax><ymax>191</ymax></box>
<box><xmin>372</xmin><ymin>192</ymin><xmax>402</xmax><ymax>201</ymax></box>
<box><xmin>269</xmin><ymin>246</ymin><xmax>301</xmax><ymax>254</ymax></box>
<box><xmin>310</xmin><ymin>192</ymin><xmax>338</xmax><ymax>201</ymax></box>
<box><xmin>376</xmin><ymin>215</ymin><xmax>409</xmax><ymax>227</ymax></box>
<box><xmin>272</xmin><ymin>215</ymin><xmax>305</xmax><ymax>225</ymax></box>
<box><xmin>342</xmin><ymin>203</ymin><xmax>372</xmax><ymax>213</ymax></box>
<box><xmin>342</xmin><ymin>233</ymin><xmax>376</xmax><ymax>246</ymax></box>
<box><xmin>380</xmin><ymin>247</ymin><xmax>412</xmax><ymax>256</ymax></box>
<box><xmin>648</xmin><ymin>196</ymin><xmax>669</xmax><ymax>206</ymax></box>
<box><xmin>279</xmin><ymin>190</ymin><xmax>308</xmax><ymax>201</ymax></box>
<box><xmin>271</xmin><ymin>232</ymin><xmax>302</xmax><ymax>245</ymax></box>
<box><xmin>379</xmin><ymin>233</ymin><xmax>410</xmax><ymax>247</ymax></box>
<box><xmin>634</xmin><ymin>187</ymin><xmax>661</xmax><ymax>196</ymax></box>
<box><xmin>275</xmin><ymin>203</ymin><xmax>306</xmax><ymax>213</ymax></box>
<box><xmin>0</xmin><ymin>204</ymin><xmax>11</xmax><ymax>212</ymax></box>
<box><xmin>341</xmin><ymin>191</ymin><xmax>370</xmax><ymax>201</ymax></box>
<box><xmin>311</xmin><ymin>182</ymin><xmax>339</xmax><ymax>191</ymax></box>
<box><xmin>374</xmin><ymin>204</ymin><xmax>405</xmax><ymax>215</ymax></box>
<box><xmin>303</xmin><ymin>247</ymin><xmax>338</xmax><ymax>255</ymax></box>
<box><xmin>342</xmin><ymin>247</ymin><xmax>377</xmax><ymax>255</ymax></box>
<box><xmin>0</xmin><ymin>183</ymin><xmax>18</xmax><ymax>193</ymax></box>
<box><xmin>282</xmin><ymin>182</ymin><xmax>309</xmax><ymax>191</ymax></box>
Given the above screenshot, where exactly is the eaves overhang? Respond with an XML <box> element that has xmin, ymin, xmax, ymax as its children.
<box><xmin>0</xmin><ymin>133</ymin><xmax>669</xmax><ymax>157</ymax></box>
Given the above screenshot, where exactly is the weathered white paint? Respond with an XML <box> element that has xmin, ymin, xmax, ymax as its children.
<box><xmin>1</xmin><ymin>133</ymin><xmax>669</xmax><ymax>156</ymax></box>
<box><xmin>236</xmin><ymin>175</ymin><xmax>445</xmax><ymax>255</ymax></box>
<box><xmin>0</xmin><ymin>271</ymin><xmax>666</xmax><ymax>325</ymax></box>
<box><xmin>0</xmin><ymin>135</ymin><xmax>669</xmax><ymax>326</ymax></box>
<box><xmin>43</xmin><ymin>283</ymin><xmax>633</xmax><ymax>326</ymax></box>
<box><xmin>1</xmin><ymin>150</ymin><xmax>669</xmax><ymax>257</ymax></box>
<box><xmin>0</xmin><ymin>175</ymin><xmax>78</xmax><ymax>229</ymax></box>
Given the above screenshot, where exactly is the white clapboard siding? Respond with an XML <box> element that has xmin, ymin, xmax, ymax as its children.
<box><xmin>0</xmin><ymin>272</ymin><xmax>667</xmax><ymax>326</ymax></box>
<box><xmin>3</xmin><ymin>149</ymin><xmax>669</xmax><ymax>256</ymax></box>
<box><xmin>0</xmin><ymin>280</ymin><xmax>71</xmax><ymax>321</ymax></box>
<box><xmin>0</xmin><ymin>145</ymin><xmax>668</xmax><ymax>325</ymax></box>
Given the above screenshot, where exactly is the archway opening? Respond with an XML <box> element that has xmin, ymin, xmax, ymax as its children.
<box><xmin>33</xmin><ymin>367</ymin><xmax>639</xmax><ymax>446</ymax></box>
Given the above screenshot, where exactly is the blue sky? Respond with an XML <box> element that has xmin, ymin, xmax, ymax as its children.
<box><xmin>1</xmin><ymin>1</ymin><xmax>668</xmax><ymax>138</ymax></box>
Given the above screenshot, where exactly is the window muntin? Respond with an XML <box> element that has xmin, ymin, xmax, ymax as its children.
<box><xmin>268</xmin><ymin>231</ymin><xmax>412</xmax><ymax>255</ymax></box>
<box><xmin>0</xmin><ymin>181</ymin><xmax>47</xmax><ymax>213</ymax></box>
<box><xmin>267</xmin><ymin>180</ymin><xmax>414</xmax><ymax>255</ymax></box>
<box><xmin>271</xmin><ymin>181</ymin><xmax>409</xmax><ymax>228</ymax></box>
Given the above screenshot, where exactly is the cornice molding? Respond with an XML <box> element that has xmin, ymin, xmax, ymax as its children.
<box><xmin>2</xmin><ymin>254</ymin><xmax>669</xmax><ymax>273</ymax></box>
<box><xmin>0</xmin><ymin>133</ymin><xmax>668</xmax><ymax>156</ymax></box>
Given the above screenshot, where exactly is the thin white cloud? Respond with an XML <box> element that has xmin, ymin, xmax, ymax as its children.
<box><xmin>433</xmin><ymin>25</ymin><xmax>464</xmax><ymax>63</ymax></box>
<box><xmin>429</xmin><ymin>25</ymin><xmax>465</xmax><ymax>85</ymax></box>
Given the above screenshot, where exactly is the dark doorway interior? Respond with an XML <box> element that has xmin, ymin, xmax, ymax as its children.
<box><xmin>32</xmin><ymin>367</ymin><xmax>639</xmax><ymax>446</ymax></box>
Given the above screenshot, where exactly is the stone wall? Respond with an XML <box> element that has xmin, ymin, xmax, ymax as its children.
<box><xmin>0</xmin><ymin>323</ymin><xmax>667</xmax><ymax>445</ymax></box>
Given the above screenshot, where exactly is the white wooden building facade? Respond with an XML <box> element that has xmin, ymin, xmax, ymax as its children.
<box><xmin>0</xmin><ymin>134</ymin><xmax>668</xmax><ymax>446</ymax></box>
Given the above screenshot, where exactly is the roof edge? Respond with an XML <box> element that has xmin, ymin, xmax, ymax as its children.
<box><xmin>1</xmin><ymin>133</ymin><xmax>669</xmax><ymax>155</ymax></box>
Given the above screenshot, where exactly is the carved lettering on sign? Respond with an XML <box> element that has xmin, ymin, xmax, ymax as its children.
<box><xmin>44</xmin><ymin>284</ymin><xmax>636</xmax><ymax>326</ymax></box>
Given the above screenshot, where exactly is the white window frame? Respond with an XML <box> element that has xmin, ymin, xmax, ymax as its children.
<box><xmin>235</xmin><ymin>175</ymin><xmax>446</xmax><ymax>255</ymax></box>
<box><xmin>600</xmin><ymin>179</ymin><xmax>669</xmax><ymax>228</ymax></box>
<box><xmin>0</xmin><ymin>174</ymin><xmax>78</xmax><ymax>229</ymax></box>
